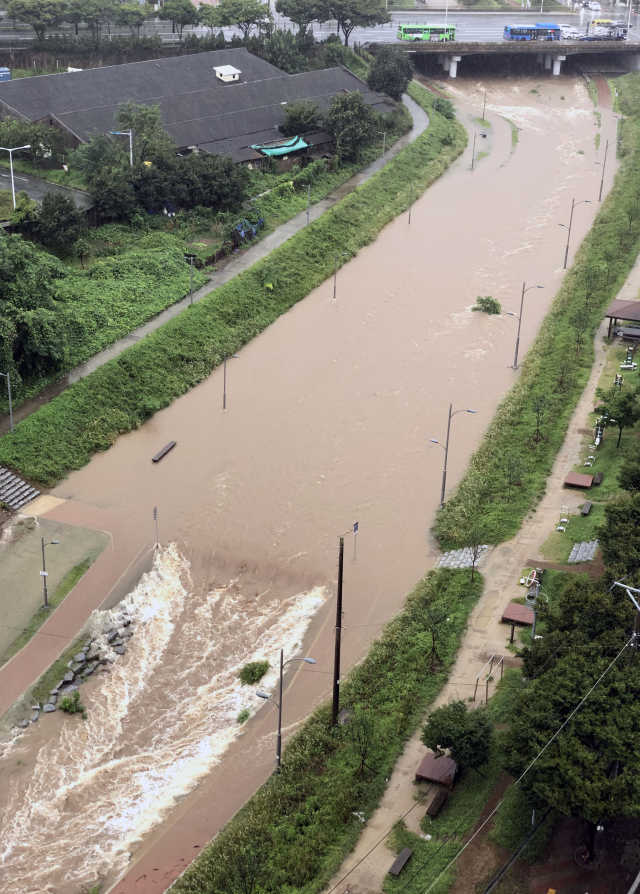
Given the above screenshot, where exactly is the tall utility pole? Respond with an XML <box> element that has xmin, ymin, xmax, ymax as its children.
<box><xmin>331</xmin><ymin>536</ymin><xmax>345</xmax><ymax>727</ymax></box>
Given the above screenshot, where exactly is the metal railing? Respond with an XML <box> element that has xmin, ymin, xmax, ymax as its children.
<box><xmin>472</xmin><ymin>653</ymin><xmax>505</xmax><ymax>703</ymax></box>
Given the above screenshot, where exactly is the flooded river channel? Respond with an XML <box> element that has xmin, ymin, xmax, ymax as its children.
<box><xmin>0</xmin><ymin>77</ymin><xmax>616</xmax><ymax>894</ymax></box>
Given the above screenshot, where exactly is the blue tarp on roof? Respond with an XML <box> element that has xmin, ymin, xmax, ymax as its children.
<box><xmin>251</xmin><ymin>136</ymin><xmax>309</xmax><ymax>156</ymax></box>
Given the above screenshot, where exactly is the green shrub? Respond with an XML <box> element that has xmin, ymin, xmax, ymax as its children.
<box><xmin>238</xmin><ymin>661</ymin><xmax>270</xmax><ymax>686</ymax></box>
<box><xmin>0</xmin><ymin>85</ymin><xmax>466</xmax><ymax>486</ymax></box>
<box><xmin>59</xmin><ymin>691</ymin><xmax>87</xmax><ymax>720</ymax></box>
<box><xmin>237</xmin><ymin>708</ymin><xmax>251</xmax><ymax>724</ymax></box>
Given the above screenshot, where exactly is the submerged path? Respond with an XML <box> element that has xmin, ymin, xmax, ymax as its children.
<box><xmin>0</xmin><ymin>77</ymin><xmax>618</xmax><ymax>894</ymax></box>
<box><xmin>0</xmin><ymin>93</ymin><xmax>429</xmax><ymax>437</ymax></box>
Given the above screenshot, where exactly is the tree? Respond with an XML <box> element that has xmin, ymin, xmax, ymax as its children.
<box><xmin>66</xmin><ymin>0</ymin><xmax>85</xmax><ymax>34</ymax></box>
<box><xmin>598</xmin><ymin>493</ymin><xmax>640</xmax><ymax>576</ymax></box>
<box><xmin>366</xmin><ymin>45</ymin><xmax>413</xmax><ymax>101</ymax></box>
<box><xmin>421</xmin><ymin>700</ymin><xmax>493</xmax><ymax>772</ymax></box>
<box><xmin>80</xmin><ymin>0</ymin><xmax>115</xmax><ymax>40</ymax></box>
<box><xmin>217</xmin><ymin>0</ymin><xmax>272</xmax><ymax>38</ymax></box>
<box><xmin>345</xmin><ymin>706</ymin><xmax>385</xmax><ymax>778</ymax></box>
<box><xmin>502</xmin><ymin>650</ymin><xmax>640</xmax><ymax>861</ymax></box>
<box><xmin>10</xmin><ymin>190</ymin><xmax>38</xmax><ymax>233</ymax></box>
<box><xmin>114</xmin><ymin>102</ymin><xmax>176</xmax><ymax>165</ymax></box>
<box><xmin>531</xmin><ymin>394</ymin><xmax>547</xmax><ymax>443</ymax></box>
<box><xmin>6</xmin><ymin>0</ymin><xmax>68</xmax><ymax>40</ymax></box>
<box><xmin>471</xmin><ymin>295</ymin><xmax>501</xmax><ymax>315</ymax></box>
<box><xmin>114</xmin><ymin>1</ymin><xmax>150</xmax><ymax>35</ymax></box>
<box><xmin>198</xmin><ymin>1</ymin><xmax>222</xmax><ymax>34</ymax></box>
<box><xmin>0</xmin><ymin>231</ymin><xmax>70</xmax><ymax>381</ymax></box>
<box><xmin>619</xmin><ymin>444</ymin><xmax>640</xmax><ymax>493</ymax></box>
<box><xmin>465</xmin><ymin>523</ymin><xmax>486</xmax><ymax>582</ymax></box>
<box><xmin>275</xmin><ymin>0</ymin><xmax>329</xmax><ymax>40</ymax></box>
<box><xmin>505</xmin><ymin>455</ymin><xmax>524</xmax><ymax>495</ymax></box>
<box><xmin>329</xmin><ymin>0</ymin><xmax>389</xmax><ymax>46</ymax></box>
<box><xmin>88</xmin><ymin>168</ymin><xmax>140</xmax><ymax>222</ymax></box>
<box><xmin>325</xmin><ymin>91</ymin><xmax>378</xmax><ymax>161</ymax></box>
<box><xmin>282</xmin><ymin>100</ymin><xmax>320</xmax><ymax>137</ymax></box>
<box><xmin>160</xmin><ymin>0</ymin><xmax>200</xmax><ymax>42</ymax></box>
<box><xmin>262</xmin><ymin>29</ymin><xmax>309</xmax><ymax>73</ymax></box>
<box><xmin>596</xmin><ymin>384</ymin><xmax>640</xmax><ymax>448</ymax></box>
<box><xmin>36</xmin><ymin>192</ymin><xmax>84</xmax><ymax>256</ymax></box>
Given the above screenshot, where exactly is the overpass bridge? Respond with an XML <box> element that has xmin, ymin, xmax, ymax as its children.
<box><xmin>366</xmin><ymin>39</ymin><xmax>640</xmax><ymax>78</ymax></box>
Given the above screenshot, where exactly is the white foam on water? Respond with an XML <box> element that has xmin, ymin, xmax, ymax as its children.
<box><xmin>0</xmin><ymin>545</ymin><xmax>327</xmax><ymax>893</ymax></box>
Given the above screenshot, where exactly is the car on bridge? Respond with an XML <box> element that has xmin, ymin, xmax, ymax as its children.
<box><xmin>559</xmin><ymin>24</ymin><xmax>581</xmax><ymax>39</ymax></box>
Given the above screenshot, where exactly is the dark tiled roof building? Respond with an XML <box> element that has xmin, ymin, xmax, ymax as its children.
<box><xmin>0</xmin><ymin>49</ymin><xmax>394</xmax><ymax>163</ymax></box>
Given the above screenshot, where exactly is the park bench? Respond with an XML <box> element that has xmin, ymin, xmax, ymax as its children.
<box><xmin>581</xmin><ymin>501</ymin><xmax>592</xmax><ymax>517</ymax></box>
<box><xmin>593</xmin><ymin>472</ymin><xmax>603</xmax><ymax>486</ymax></box>
<box><xmin>388</xmin><ymin>847</ymin><xmax>413</xmax><ymax>876</ymax></box>
<box><xmin>426</xmin><ymin>788</ymin><xmax>448</xmax><ymax>818</ymax></box>
<box><xmin>152</xmin><ymin>441</ymin><xmax>177</xmax><ymax>463</ymax></box>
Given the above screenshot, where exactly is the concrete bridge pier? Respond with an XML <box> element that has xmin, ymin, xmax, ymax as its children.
<box><xmin>448</xmin><ymin>55</ymin><xmax>462</xmax><ymax>77</ymax></box>
<box><xmin>443</xmin><ymin>55</ymin><xmax>450</xmax><ymax>71</ymax></box>
<box><xmin>544</xmin><ymin>53</ymin><xmax>552</xmax><ymax>69</ymax></box>
<box><xmin>552</xmin><ymin>54</ymin><xmax>566</xmax><ymax>75</ymax></box>
<box><xmin>536</xmin><ymin>52</ymin><xmax>544</xmax><ymax>65</ymax></box>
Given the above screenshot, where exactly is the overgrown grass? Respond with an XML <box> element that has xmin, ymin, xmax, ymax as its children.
<box><xmin>2</xmin><ymin>231</ymin><xmax>209</xmax><ymax>411</ymax></box>
<box><xmin>171</xmin><ymin>568</ymin><xmax>482</xmax><ymax>894</ymax></box>
<box><xmin>0</xmin><ymin>558</ymin><xmax>95</xmax><ymax>668</ymax></box>
<box><xmin>0</xmin><ymin>84</ymin><xmax>466</xmax><ymax>486</ymax></box>
<box><xmin>433</xmin><ymin>88</ymin><xmax>640</xmax><ymax>549</ymax></box>
<box><xmin>490</xmin><ymin>784</ymin><xmax>555</xmax><ymax>865</ymax></box>
<box><xmin>586</xmin><ymin>76</ymin><xmax>598</xmax><ymax>108</ymax></box>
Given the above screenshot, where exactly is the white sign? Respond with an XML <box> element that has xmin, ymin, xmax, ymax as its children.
<box><xmin>40</xmin><ymin>571</ymin><xmax>48</xmax><ymax>577</ymax></box>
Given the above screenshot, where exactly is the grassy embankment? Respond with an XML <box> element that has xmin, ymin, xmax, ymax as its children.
<box><xmin>170</xmin><ymin>568</ymin><xmax>483</xmax><ymax>894</ymax></box>
<box><xmin>0</xmin><ymin>83</ymin><xmax>467</xmax><ymax>485</ymax></box>
<box><xmin>433</xmin><ymin>73</ymin><xmax>640</xmax><ymax>549</ymax></box>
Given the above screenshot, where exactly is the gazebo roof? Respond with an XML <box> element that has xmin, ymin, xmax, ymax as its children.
<box><xmin>605</xmin><ymin>298</ymin><xmax>640</xmax><ymax>323</ymax></box>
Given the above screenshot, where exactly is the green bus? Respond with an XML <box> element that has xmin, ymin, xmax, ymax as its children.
<box><xmin>397</xmin><ymin>24</ymin><xmax>456</xmax><ymax>42</ymax></box>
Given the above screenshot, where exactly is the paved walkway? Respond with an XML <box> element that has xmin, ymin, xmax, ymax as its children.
<box><xmin>0</xmin><ymin>92</ymin><xmax>429</xmax><ymax>437</ymax></box>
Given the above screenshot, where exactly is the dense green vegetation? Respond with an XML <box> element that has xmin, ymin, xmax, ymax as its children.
<box><xmin>0</xmin><ymin>228</ymin><xmax>208</xmax><ymax>408</ymax></box>
<box><xmin>434</xmin><ymin>88</ymin><xmax>640</xmax><ymax>549</ymax></box>
<box><xmin>0</xmin><ymin>85</ymin><xmax>466</xmax><ymax>485</ymax></box>
<box><xmin>171</xmin><ymin>568</ymin><xmax>483</xmax><ymax>894</ymax></box>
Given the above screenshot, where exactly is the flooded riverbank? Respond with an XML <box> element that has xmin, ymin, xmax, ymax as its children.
<box><xmin>0</xmin><ymin>76</ymin><xmax>617</xmax><ymax>894</ymax></box>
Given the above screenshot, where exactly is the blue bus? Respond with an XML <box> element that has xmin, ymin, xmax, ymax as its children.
<box><xmin>503</xmin><ymin>23</ymin><xmax>561</xmax><ymax>41</ymax></box>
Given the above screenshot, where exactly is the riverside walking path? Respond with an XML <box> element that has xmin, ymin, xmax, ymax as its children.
<box><xmin>0</xmin><ymin>92</ymin><xmax>429</xmax><ymax>437</ymax></box>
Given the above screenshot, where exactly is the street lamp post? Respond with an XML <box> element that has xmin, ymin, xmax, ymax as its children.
<box><xmin>333</xmin><ymin>252</ymin><xmax>349</xmax><ymax>300</ymax></box>
<box><xmin>41</xmin><ymin>538</ymin><xmax>60</xmax><ymax>610</ymax></box>
<box><xmin>257</xmin><ymin>650</ymin><xmax>316</xmax><ymax>772</ymax></box>
<box><xmin>0</xmin><ymin>371</ymin><xmax>13</xmax><ymax>434</ymax></box>
<box><xmin>430</xmin><ymin>405</ymin><xmax>476</xmax><ymax>507</ymax></box>
<box><xmin>222</xmin><ymin>352</ymin><xmax>239</xmax><ymax>410</ymax></box>
<box><xmin>302</xmin><ymin>183</ymin><xmax>310</xmax><ymax>226</ymax></box>
<box><xmin>596</xmin><ymin>139</ymin><xmax>622</xmax><ymax>203</ymax></box>
<box><xmin>506</xmin><ymin>283</ymin><xmax>545</xmax><ymax>370</ymax></box>
<box><xmin>471</xmin><ymin>132</ymin><xmax>487</xmax><ymax>171</ymax></box>
<box><xmin>559</xmin><ymin>198</ymin><xmax>591</xmax><ymax>269</ymax></box>
<box><xmin>110</xmin><ymin>129</ymin><xmax>133</xmax><ymax>167</ymax></box>
<box><xmin>0</xmin><ymin>144</ymin><xmax>31</xmax><ymax>209</ymax></box>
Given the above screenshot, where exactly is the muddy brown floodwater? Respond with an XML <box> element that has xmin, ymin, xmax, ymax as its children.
<box><xmin>0</xmin><ymin>77</ymin><xmax>618</xmax><ymax>894</ymax></box>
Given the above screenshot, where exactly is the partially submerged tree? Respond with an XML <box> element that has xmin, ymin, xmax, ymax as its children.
<box><xmin>421</xmin><ymin>700</ymin><xmax>493</xmax><ymax>772</ymax></box>
<box><xmin>471</xmin><ymin>295</ymin><xmax>501</xmax><ymax>315</ymax></box>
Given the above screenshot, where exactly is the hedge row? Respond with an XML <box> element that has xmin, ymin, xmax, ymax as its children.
<box><xmin>434</xmin><ymin>95</ymin><xmax>640</xmax><ymax>548</ymax></box>
<box><xmin>170</xmin><ymin>568</ymin><xmax>483</xmax><ymax>894</ymax></box>
<box><xmin>0</xmin><ymin>84</ymin><xmax>467</xmax><ymax>485</ymax></box>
